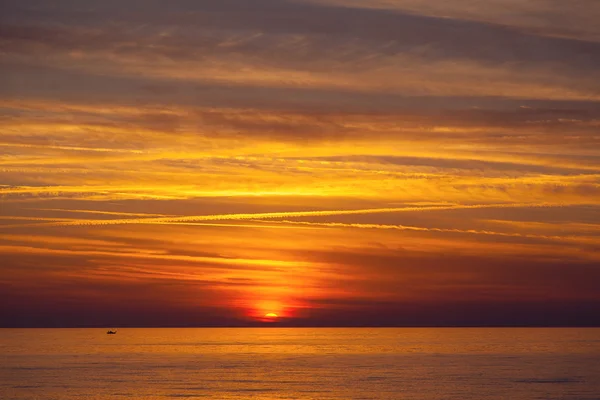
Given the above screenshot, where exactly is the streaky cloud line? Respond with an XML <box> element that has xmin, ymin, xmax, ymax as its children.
<box><xmin>27</xmin><ymin>208</ymin><xmax>175</xmax><ymax>217</ymax></box>
<box><xmin>0</xmin><ymin>202</ymin><xmax>570</xmax><ymax>230</ymax></box>
<box><xmin>0</xmin><ymin>142</ymin><xmax>146</xmax><ymax>154</ymax></box>
<box><xmin>255</xmin><ymin>220</ymin><xmax>599</xmax><ymax>244</ymax></box>
<box><xmin>142</xmin><ymin>219</ymin><xmax>599</xmax><ymax>244</ymax></box>
<box><xmin>148</xmin><ymin>222</ymin><xmax>329</xmax><ymax>230</ymax></box>
<box><xmin>483</xmin><ymin>219</ymin><xmax>600</xmax><ymax>232</ymax></box>
<box><xmin>0</xmin><ymin>216</ymin><xmax>78</xmax><ymax>222</ymax></box>
<box><xmin>0</xmin><ymin>186</ymin><xmax>186</xmax><ymax>202</ymax></box>
<box><xmin>0</xmin><ymin>245</ymin><xmax>316</xmax><ymax>269</ymax></box>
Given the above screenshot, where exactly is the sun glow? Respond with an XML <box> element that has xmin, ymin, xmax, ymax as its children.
<box><xmin>252</xmin><ymin>300</ymin><xmax>284</xmax><ymax>317</ymax></box>
<box><xmin>248</xmin><ymin>299</ymin><xmax>298</xmax><ymax>322</ymax></box>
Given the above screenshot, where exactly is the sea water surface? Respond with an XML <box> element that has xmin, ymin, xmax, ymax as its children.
<box><xmin>1</xmin><ymin>328</ymin><xmax>599</xmax><ymax>399</ymax></box>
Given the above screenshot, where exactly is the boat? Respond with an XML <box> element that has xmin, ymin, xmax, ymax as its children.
<box><xmin>106</xmin><ymin>330</ymin><xmax>117</xmax><ymax>335</ymax></box>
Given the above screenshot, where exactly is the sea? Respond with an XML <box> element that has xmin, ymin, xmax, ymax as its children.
<box><xmin>1</xmin><ymin>328</ymin><xmax>599</xmax><ymax>399</ymax></box>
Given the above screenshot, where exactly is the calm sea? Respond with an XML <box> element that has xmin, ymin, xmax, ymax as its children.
<box><xmin>1</xmin><ymin>328</ymin><xmax>599</xmax><ymax>399</ymax></box>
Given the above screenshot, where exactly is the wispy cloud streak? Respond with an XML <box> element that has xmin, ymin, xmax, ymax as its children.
<box><xmin>0</xmin><ymin>203</ymin><xmax>568</xmax><ymax>229</ymax></box>
<box><xmin>257</xmin><ymin>220</ymin><xmax>599</xmax><ymax>244</ymax></box>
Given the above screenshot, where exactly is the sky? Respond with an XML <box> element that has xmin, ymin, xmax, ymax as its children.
<box><xmin>1</xmin><ymin>0</ymin><xmax>599</xmax><ymax>327</ymax></box>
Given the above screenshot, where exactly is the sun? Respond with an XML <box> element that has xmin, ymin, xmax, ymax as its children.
<box><xmin>249</xmin><ymin>300</ymin><xmax>291</xmax><ymax>322</ymax></box>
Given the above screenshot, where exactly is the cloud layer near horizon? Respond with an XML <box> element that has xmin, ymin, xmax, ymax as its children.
<box><xmin>1</xmin><ymin>0</ymin><xmax>599</xmax><ymax>326</ymax></box>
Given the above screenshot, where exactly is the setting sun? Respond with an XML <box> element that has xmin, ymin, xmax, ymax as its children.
<box><xmin>265</xmin><ymin>313</ymin><xmax>278</xmax><ymax>318</ymax></box>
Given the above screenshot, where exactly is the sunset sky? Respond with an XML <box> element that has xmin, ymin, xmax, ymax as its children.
<box><xmin>1</xmin><ymin>0</ymin><xmax>599</xmax><ymax>327</ymax></box>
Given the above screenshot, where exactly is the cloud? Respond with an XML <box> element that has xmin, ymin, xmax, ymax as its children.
<box><xmin>1</xmin><ymin>0</ymin><xmax>599</xmax><ymax>326</ymax></box>
<box><xmin>2</xmin><ymin>1</ymin><xmax>600</xmax><ymax>100</ymax></box>
<box><xmin>0</xmin><ymin>244</ymin><xmax>317</xmax><ymax>270</ymax></box>
<box><xmin>26</xmin><ymin>208</ymin><xmax>173</xmax><ymax>217</ymax></box>
<box><xmin>0</xmin><ymin>202</ymin><xmax>572</xmax><ymax>229</ymax></box>
<box><xmin>251</xmin><ymin>219</ymin><xmax>599</xmax><ymax>245</ymax></box>
<box><xmin>301</xmin><ymin>0</ymin><xmax>600</xmax><ymax>42</ymax></box>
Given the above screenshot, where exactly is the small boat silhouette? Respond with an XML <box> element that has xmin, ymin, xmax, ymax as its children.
<box><xmin>106</xmin><ymin>330</ymin><xmax>117</xmax><ymax>335</ymax></box>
